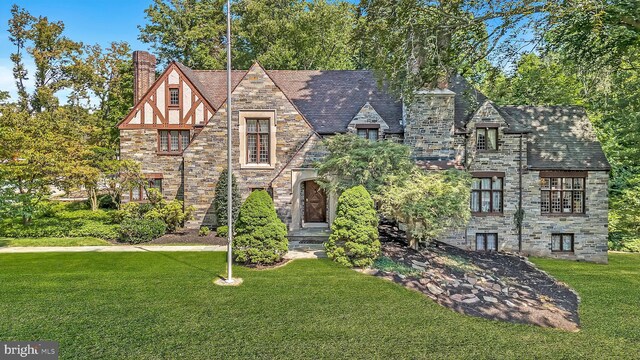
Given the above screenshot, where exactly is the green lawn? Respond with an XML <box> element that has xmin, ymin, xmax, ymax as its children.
<box><xmin>0</xmin><ymin>237</ymin><xmax>111</xmax><ymax>247</ymax></box>
<box><xmin>0</xmin><ymin>252</ymin><xmax>638</xmax><ymax>359</ymax></box>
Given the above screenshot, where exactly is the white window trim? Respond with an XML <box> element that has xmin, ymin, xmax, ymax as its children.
<box><xmin>239</xmin><ymin>110</ymin><xmax>277</xmax><ymax>169</ymax></box>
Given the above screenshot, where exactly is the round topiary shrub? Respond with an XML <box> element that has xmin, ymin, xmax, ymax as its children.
<box><xmin>325</xmin><ymin>185</ymin><xmax>380</xmax><ymax>267</ymax></box>
<box><xmin>233</xmin><ymin>190</ymin><xmax>288</xmax><ymax>265</ymax></box>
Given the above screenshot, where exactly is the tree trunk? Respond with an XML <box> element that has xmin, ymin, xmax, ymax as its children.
<box><xmin>407</xmin><ymin>233</ymin><xmax>418</xmax><ymax>250</ymax></box>
<box><xmin>88</xmin><ymin>188</ymin><xmax>98</xmax><ymax>211</ymax></box>
<box><xmin>22</xmin><ymin>214</ymin><xmax>31</xmax><ymax>226</ymax></box>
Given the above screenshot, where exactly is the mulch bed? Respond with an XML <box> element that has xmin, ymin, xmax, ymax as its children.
<box><xmin>147</xmin><ymin>229</ymin><xmax>228</xmax><ymax>246</ymax></box>
<box><xmin>372</xmin><ymin>223</ymin><xmax>581</xmax><ymax>331</ymax></box>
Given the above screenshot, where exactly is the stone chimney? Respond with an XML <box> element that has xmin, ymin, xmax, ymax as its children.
<box><xmin>133</xmin><ymin>50</ymin><xmax>156</xmax><ymax>103</ymax></box>
<box><xmin>403</xmin><ymin>87</ymin><xmax>457</xmax><ymax>161</ymax></box>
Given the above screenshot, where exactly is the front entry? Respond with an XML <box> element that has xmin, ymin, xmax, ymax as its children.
<box><xmin>304</xmin><ymin>180</ymin><xmax>327</xmax><ymax>223</ymax></box>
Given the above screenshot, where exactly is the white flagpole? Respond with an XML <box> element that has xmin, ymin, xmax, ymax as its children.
<box><xmin>225</xmin><ymin>0</ymin><xmax>234</xmax><ymax>283</ymax></box>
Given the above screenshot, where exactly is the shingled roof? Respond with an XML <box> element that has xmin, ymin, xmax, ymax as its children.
<box><xmin>499</xmin><ymin>106</ymin><xmax>610</xmax><ymax>171</ymax></box>
<box><xmin>176</xmin><ymin>64</ymin><xmax>404</xmax><ymax>134</ymax></box>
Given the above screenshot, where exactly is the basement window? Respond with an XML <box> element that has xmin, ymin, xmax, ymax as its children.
<box><xmin>552</xmin><ymin>234</ymin><xmax>574</xmax><ymax>252</ymax></box>
<box><xmin>476</xmin><ymin>233</ymin><xmax>498</xmax><ymax>251</ymax></box>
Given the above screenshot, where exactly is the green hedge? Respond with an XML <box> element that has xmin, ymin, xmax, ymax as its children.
<box><xmin>0</xmin><ymin>202</ymin><xmax>119</xmax><ymax>240</ymax></box>
<box><xmin>233</xmin><ymin>190</ymin><xmax>288</xmax><ymax>265</ymax></box>
<box><xmin>117</xmin><ymin>218</ymin><xmax>167</xmax><ymax>244</ymax></box>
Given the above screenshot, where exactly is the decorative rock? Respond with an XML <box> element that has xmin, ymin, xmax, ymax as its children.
<box><xmin>512</xmin><ymin>292</ymin><xmax>520</xmax><ymax>299</ymax></box>
<box><xmin>462</xmin><ymin>296</ymin><xmax>480</xmax><ymax>304</ymax></box>
<box><xmin>427</xmin><ymin>283</ymin><xmax>444</xmax><ymax>296</ymax></box>
<box><xmin>483</xmin><ymin>296</ymin><xmax>498</xmax><ymax>303</ymax></box>
<box><xmin>467</xmin><ymin>277</ymin><xmax>477</xmax><ymax>285</ymax></box>
<box><xmin>504</xmin><ymin>300</ymin><xmax>516</xmax><ymax>307</ymax></box>
<box><xmin>461</xmin><ymin>283</ymin><xmax>474</xmax><ymax>289</ymax></box>
<box><xmin>492</xmin><ymin>284</ymin><xmax>502</xmax><ymax>292</ymax></box>
<box><xmin>412</xmin><ymin>264</ymin><xmax>426</xmax><ymax>271</ymax></box>
<box><xmin>412</xmin><ymin>260</ymin><xmax>428</xmax><ymax>267</ymax></box>
<box><xmin>471</xmin><ymin>289</ymin><xmax>479</xmax><ymax>294</ymax></box>
<box><xmin>450</xmin><ymin>293</ymin><xmax>465</xmax><ymax>302</ymax></box>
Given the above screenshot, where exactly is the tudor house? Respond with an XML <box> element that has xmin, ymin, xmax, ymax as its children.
<box><xmin>118</xmin><ymin>51</ymin><xmax>610</xmax><ymax>263</ymax></box>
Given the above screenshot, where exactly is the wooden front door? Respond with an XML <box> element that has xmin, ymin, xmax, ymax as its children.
<box><xmin>304</xmin><ymin>181</ymin><xmax>326</xmax><ymax>223</ymax></box>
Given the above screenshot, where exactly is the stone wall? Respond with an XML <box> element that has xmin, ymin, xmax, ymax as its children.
<box><xmin>182</xmin><ymin>64</ymin><xmax>316</xmax><ymax>228</ymax></box>
<box><xmin>119</xmin><ymin>129</ymin><xmax>184</xmax><ymax>202</ymax></box>
<box><xmin>440</xmin><ymin>101</ymin><xmax>525</xmax><ymax>250</ymax></box>
<box><xmin>437</xmin><ymin>101</ymin><xmax>608</xmax><ymax>263</ymax></box>
<box><xmin>403</xmin><ymin>89</ymin><xmax>459</xmax><ymax>160</ymax></box>
<box><xmin>346</xmin><ymin>102</ymin><xmax>389</xmax><ymax>139</ymax></box>
<box><xmin>520</xmin><ymin>170</ymin><xmax>609</xmax><ymax>263</ymax></box>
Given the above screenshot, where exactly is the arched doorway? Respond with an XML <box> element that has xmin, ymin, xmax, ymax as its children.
<box><xmin>303</xmin><ymin>180</ymin><xmax>327</xmax><ymax>223</ymax></box>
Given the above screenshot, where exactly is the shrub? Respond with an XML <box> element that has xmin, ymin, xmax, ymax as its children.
<box><xmin>217</xmin><ymin>225</ymin><xmax>228</xmax><ymax>238</ymax></box>
<box><xmin>113</xmin><ymin>190</ymin><xmax>193</xmax><ymax>232</ymax></box>
<box><xmin>233</xmin><ymin>190</ymin><xmax>288</xmax><ymax>265</ymax></box>
<box><xmin>144</xmin><ymin>196</ymin><xmax>194</xmax><ymax>232</ymax></box>
<box><xmin>112</xmin><ymin>202</ymin><xmax>143</xmax><ymax>223</ymax></box>
<box><xmin>199</xmin><ymin>226</ymin><xmax>211</xmax><ymax>237</ymax></box>
<box><xmin>623</xmin><ymin>239</ymin><xmax>640</xmax><ymax>252</ymax></box>
<box><xmin>378</xmin><ymin>169</ymin><xmax>471</xmax><ymax>249</ymax></box>
<box><xmin>68</xmin><ymin>221</ymin><xmax>119</xmax><ymax>240</ymax></box>
<box><xmin>0</xmin><ymin>202</ymin><xmax>118</xmax><ymax>240</ymax></box>
<box><xmin>213</xmin><ymin>168</ymin><xmax>241</xmax><ymax>227</ymax></box>
<box><xmin>325</xmin><ymin>185</ymin><xmax>380</xmax><ymax>268</ymax></box>
<box><xmin>117</xmin><ymin>218</ymin><xmax>167</xmax><ymax>244</ymax></box>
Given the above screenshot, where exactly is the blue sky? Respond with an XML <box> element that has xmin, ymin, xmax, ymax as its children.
<box><xmin>0</xmin><ymin>0</ymin><xmax>153</xmax><ymax>99</ymax></box>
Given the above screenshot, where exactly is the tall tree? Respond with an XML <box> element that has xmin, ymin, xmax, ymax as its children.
<box><xmin>70</xmin><ymin>42</ymin><xmax>133</xmax><ymax>148</ymax></box>
<box><xmin>138</xmin><ymin>0</ymin><xmax>227</xmax><ymax>69</ymax></box>
<box><xmin>546</xmin><ymin>0</ymin><xmax>640</xmax><ymax>69</ymax></box>
<box><xmin>480</xmin><ymin>53</ymin><xmax>584</xmax><ymax>106</ymax></box>
<box><xmin>235</xmin><ymin>0</ymin><xmax>358</xmax><ymax>69</ymax></box>
<box><xmin>0</xmin><ymin>106</ymin><xmax>88</xmax><ymax>223</ymax></box>
<box><xmin>356</xmin><ymin>0</ymin><xmax>556</xmax><ymax>99</ymax></box>
<box><xmin>8</xmin><ymin>5</ymin><xmax>83</xmax><ymax>113</ymax></box>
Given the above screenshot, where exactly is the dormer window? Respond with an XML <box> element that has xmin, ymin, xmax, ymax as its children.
<box><xmin>169</xmin><ymin>87</ymin><xmax>180</xmax><ymax>107</ymax></box>
<box><xmin>476</xmin><ymin>127</ymin><xmax>498</xmax><ymax>151</ymax></box>
<box><xmin>356</xmin><ymin>124</ymin><xmax>379</xmax><ymax>141</ymax></box>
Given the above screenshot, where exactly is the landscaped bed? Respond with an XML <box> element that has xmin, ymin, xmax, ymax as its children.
<box><xmin>0</xmin><ymin>251</ymin><xmax>638</xmax><ymax>359</ymax></box>
<box><xmin>371</xmin><ymin>223</ymin><xmax>580</xmax><ymax>331</ymax></box>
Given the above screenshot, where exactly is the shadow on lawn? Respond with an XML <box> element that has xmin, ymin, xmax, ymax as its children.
<box><xmin>144</xmin><ymin>249</ymin><xmax>220</xmax><ymax>277</ymax></box>
<box><xmin>0</xmin><ymin>240</ymin><xmax>8</xmax><ymax>248</ymax></box>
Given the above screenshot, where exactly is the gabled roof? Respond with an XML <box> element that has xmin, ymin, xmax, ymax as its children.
<box><xmin>500</xmin><ymin>106</ymin><xmax>611</xmax><ymax>171</ymax></box>
<box><xmin>176</xmin><ymin>67</ymin><xmax>404</xmax><ymax>134</ymax></box>
<box><xmin>449</xmin><ymin>75</ymin><xmax>488</xmax><ymax>131</ymax></box>
<box><xmin>268</xmin><ymin>70</ymin><xmax>403</xmax><ymax>134</ymax></box>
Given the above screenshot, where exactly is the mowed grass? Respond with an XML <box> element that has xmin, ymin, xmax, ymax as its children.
<box><xmin>0</xmin><ymin>252</ymin><xmax>638</xmax><ymax>359</ymax></box>
<box><xmin>0</xmin><ymin>237</ymin><xmax>111</xmax><ymax>247</ymax></box>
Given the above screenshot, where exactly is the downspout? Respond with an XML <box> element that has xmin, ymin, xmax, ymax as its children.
<box><xmin>518</xmin><ymin>134</ymin><xmax>523</xmax><ymax>252</ymax></box>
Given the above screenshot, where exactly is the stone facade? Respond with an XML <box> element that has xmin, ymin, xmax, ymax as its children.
<box><xmin>119</xmin><ymin>129</ymin><xmax>184</xmax><ymax>202</ymax></box>
<box><xmin>182</xmin><ymin>63</ymin><xmax>316</xmax><ymax>228</ymax></box>
<box><xmin>118</xmin><ymin>59</ymin><xmax>609</xmax><ymax>263</ymax></box>
<box><xmin>403</xmin><ymin>89</ymin><xmax>459</xmax><ymax>161</ymax></box>
<box><xmin>437</xmin><ymin>101</ymin><xmax>608</xmax><ymax>263</ymax></box>
<box><xmin>346</xmin><ymin>102</ymin><xmax>389</xmax><ymax>139</ymax></box>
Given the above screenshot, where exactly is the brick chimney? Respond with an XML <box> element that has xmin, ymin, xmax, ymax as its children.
<box><xmin>133</xmin><ymin>50</ymin><xmax>156</xmax><ymax>103</ymax></box>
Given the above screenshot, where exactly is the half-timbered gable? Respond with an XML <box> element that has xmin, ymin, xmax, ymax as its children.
<box><xmin>118</xmin><ymin>63</ymin><xmax>216</xmax><ymax>130</ymax></box>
